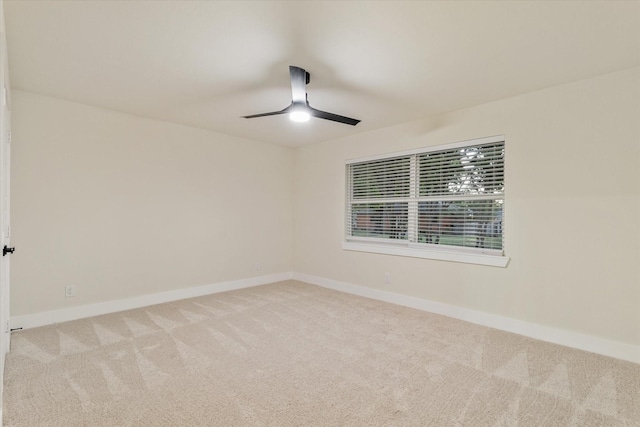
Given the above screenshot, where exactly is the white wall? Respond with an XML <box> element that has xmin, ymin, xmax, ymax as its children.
<box><xmin>11</xmin><ymin>90</ymin><xmax>294</xmax><ymax>316</ymax></box>
<box><xmin>293</xmin><ymin>67</ymin><xmax>640</xmax><ymax>348</ymax></box>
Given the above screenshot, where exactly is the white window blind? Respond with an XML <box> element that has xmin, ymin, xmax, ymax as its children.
<box><xmin>346</xmin><ymin>136</ymin><xmax>505</xmax><ymax>259</ymax></box>
<box><xmin>347</xmin><ymin>156</ymin><xmax>411</xmax><ymax>240</ymax></box>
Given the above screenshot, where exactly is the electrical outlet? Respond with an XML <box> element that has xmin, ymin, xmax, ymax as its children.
<box><xmin>255</xmin><ymin>263</ymin><xmax>261</xmax><ymax>272</ymax></box>
<box><xmin>65</xmin><ymin>285</ymin><xmax>76</xmax><ymax>298</ymax></box>
<box><xmin>384</xmin><ymin>273</ymin><xmax>392</xmax><ymax>284</ymax></box>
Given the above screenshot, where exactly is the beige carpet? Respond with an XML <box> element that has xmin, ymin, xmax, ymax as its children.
<box><xmin>3</xmin><ymin>280</ymin><xmax>639</xmax><ymax>426</ymax></box>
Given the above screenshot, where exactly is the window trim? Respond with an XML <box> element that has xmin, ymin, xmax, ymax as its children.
<box><xmin>344</xmin><ymin>135</ymin><xmax>510</xmax><ymax>268</ymax></box>
<box><xmin>341</xmin><ymin>241</ymin><xmax>510</xmax><ymax>267</ymax></box>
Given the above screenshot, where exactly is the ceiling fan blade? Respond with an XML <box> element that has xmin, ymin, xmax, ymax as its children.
<box><xmin>242</xmin><ymin>104</ymin><xmax>292</xmax><ymax>119</ymax></box>
<box><xmin>289</xmin><ymin>66</ymin><xmax>309</xmax><ymax>104</ymax></box>
<box><xmin>308</xmin><ymin>106</ymin><xmax>360</xmax><ymax>126</ymax></box>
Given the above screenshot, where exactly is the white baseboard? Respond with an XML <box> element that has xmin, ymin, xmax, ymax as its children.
<box><xmin>293</xmin><ymin>273</ymin><xmax>640</xmax><ymax>364</ymax></box>
<box><xmin>10</xmin><ymin>271</ymin><xmax>639</xmax><ymax>364</ymax></box>
<box><xmin>10</xmin><ymin>272</ymin><xmax>293</xmax><ymax>331</ymax></box>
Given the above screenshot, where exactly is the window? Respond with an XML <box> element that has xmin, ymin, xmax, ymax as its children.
<box><xmin>344</xmin><ymin>135</ymin><xmax>508</xmax><ymax>267</ymax></box>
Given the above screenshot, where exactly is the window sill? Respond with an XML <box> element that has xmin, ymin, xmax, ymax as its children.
<box><xmin>342</xmin><ymin>241</ymin><xmax>510</xmax><ymax>267</ymax></box>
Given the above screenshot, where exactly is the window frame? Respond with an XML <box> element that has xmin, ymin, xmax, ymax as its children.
<box><xmin>343</xmin><ymin>135</ymin><xmax>509</xmax><ymax>268</ymax></box>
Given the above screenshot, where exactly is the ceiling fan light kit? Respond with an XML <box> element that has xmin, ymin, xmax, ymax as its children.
<box><xmin>243</xmin><ymin>66</ymin><xmax>360</xmax><ymax>126</ymax></box>
<box><xmin>289</xmin><ymin>108</ymin><xmax>310</xmax><ymax>122</ymax></box>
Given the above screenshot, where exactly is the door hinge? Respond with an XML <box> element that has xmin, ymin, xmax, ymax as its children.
<box><xmin>6</xmin><ymin>131</ymin><xmax>11</xmax><ymax>144</ymax></box>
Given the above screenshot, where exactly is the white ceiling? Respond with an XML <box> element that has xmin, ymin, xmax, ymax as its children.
<box><xmin>4</xmin><ymin>1</ymin><xmax>640</xmax><ymax>147</ymax></box>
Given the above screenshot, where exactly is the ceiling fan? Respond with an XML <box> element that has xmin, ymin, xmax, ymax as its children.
<box><xmin>243</xmin><ymin>66</ymin><xmax>360</xmax><ymax>126</ymax></box>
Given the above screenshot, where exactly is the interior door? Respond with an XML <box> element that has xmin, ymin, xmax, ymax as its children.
<box><xmin>0</xmin><ymin>22</ymin><xmax>11</xmax><ymax>416</ymax></box>
<box><xmin>0</xmin><ymin>78</ymin><xmax>9</xmax><ymax>356</ymax></box>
